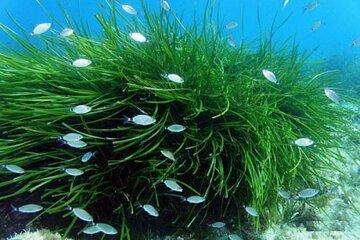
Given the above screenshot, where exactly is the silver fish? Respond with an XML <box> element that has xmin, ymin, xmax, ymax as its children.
<box><xmin>311</xmin><ymin>20</ymin><xmax>322</xmax><ymax>32</ymax></box>
<box><xmin>4</xmin><ymin>164</ymin><xmax>25</xmax><ymax>174</ymax></box>
<box><xmin>262</xmin><ymin>69</ymin><xmax>279</xmax><ymax>84</ymax></box>
<box><xmin>72</xmin><ymin>104</ymin><xmax>92</xmax><ymax>114</ymax></box>
<box><xmin>129</xmin><ymin>114</ymin><xmax>156</xmax><ymax>126</ymax></box>
<box><xmin>185</xmin><ymin>195</ymin><xmax>205</xmax><ymax>204</ymax></box>
<box><xmin>72</xmin><ymin>207</ymin><xmax>94</xmax><ymax>222</ymax></box>
<box><xmin>228</xmin><ymin>234</ymin><xmax>242</xmax><ymax>240</ymax></box>
<box><xmin>324</xmin><ymin>88</ymin><xmax>341</xmax><ymax>103</ymax></box>
<box><xmin>210</xmin><ymin>221</ymin><xmax>226</xmax><ymax>228</ymax></box>
<box><xmin>304</xmin><ymin>1</ymin><xmax>319</xmax><ymax>12</ymax></box>
<box><xmin>62</xmin><ymin>133</ymin><xmax>83</xmax><ymax>142</ymax></box>
<box><xmin>66</xmin><ymin>140</ymin><xmax>87</xmax><ymax>148</ymax></box>
<box><xmin>160</xmin><ymin>150</ymin><xmax>176</xmax><ymax>161</ymax></box>
<box><xmin>162</xmin><ymin>73</ymin><xmax>184</xmax><ymax>83</ymax></box>
<box><xmin>15</xmin><ymin>204</ymin><xmax>43</xmax><ymax>213</ymax></box>
<box><xmin>142</xmin><ymin>204</ymin><xmax>159</xmax><ymax>217</ymax></box>
<box><xmin>72</xmin><ymin>59</ymin><xmax>92</xmax><ymax>68</ymax></box>
<box><xmin>82</xmin><ymin>225</ymin><xmax>100</xmax><ymax>235</ymax></box>
<box><xmin>81</xmin><ymin>151</ymin><xmax>95</xmax><ymax>163</ymax></box>
<box><xmin>31</xmin><ymin>23</ymin><xmax>51</xmax><ymax>36</ymax></box>
<box><xmin>245</xmin><ymin>206</ymin><xmax>259</xmax><ymax>217</ymax></box>
<box><xmin>163</xmin><ymin>179</ymin><xmax>183</xmax><ymax>192</ymax></box>
<box><xmin>166</xmin><ymin>124</ymin><xmax>186</xmax><ymax>133</ymax></box>
<box><xmin>278</xmin><ymin>190</ymin><xmax>291</xmax><ymax>199</ymax></box>
<box><xmin>121</xmin><ymin>4</ymin><xmax>137</xmax><ymax>15</ymax></box>
<box><xmin>225</xmin><ymin>21</ymin><xmax>238</xmax><ymax>30</ymax></box>
<box><xmin>129</xmin><ymin>32</ymin><xmax>147</xmax><ymax>43</ymax></box>
<box><xmin>352</xmin><ymin>38</ymin><xmax>360</xmax><ymax>46</ymax></box>
<box><xmin>160</xmin><ymin>0</ymin><xmax>171</xmax><ymax>11</ymax></box>
<box><xmin>96</xmin><ymin>223</ymin><xmax>118</xmax><ymax>235</ymax></box>
<box><xmin>65</xmin><ymin>168</ymin><xmax>84</xmax><ymax>177</ymax></box>
<box><xmin>227</xmin><ymin>35</ymin><xmax>237</xmax><ymax>48</ymax></box>
<box><xmin>298</xmin><ymin>188</ymin><xmax>319</xmax><ymax>198</ymax></box>
<box><xmin>59</xmin><ymin>28</ymin><xmax>74</xmax><ymax>37</ymax></box>
<box><xmin>294</xmin><ymin>138</ymin><xmax>314</xmax><ymax>147</ymax></box>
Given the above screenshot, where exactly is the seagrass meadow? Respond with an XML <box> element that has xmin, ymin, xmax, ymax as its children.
<box><xmin>0</xmin><ymin>0</ymin><xmax>358</xmax><ymax>239</ymax></box>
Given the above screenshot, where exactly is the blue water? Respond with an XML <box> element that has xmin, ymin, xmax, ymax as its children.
<box><xmin>1</xmin><ymin>0</ymin><xmax>360</xmax><ymax>59</ymax></box>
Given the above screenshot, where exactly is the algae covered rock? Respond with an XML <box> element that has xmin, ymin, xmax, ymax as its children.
<box><xmin>7</xmin><ymin>229</ymin><xmax>71</xmax><ymax>240</ymax></box>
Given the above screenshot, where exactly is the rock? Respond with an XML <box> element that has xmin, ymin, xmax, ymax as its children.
<box><xmin>7</xmin><ymin>229</ymin><xmax>72</xmax><ymax>240</ymax></box>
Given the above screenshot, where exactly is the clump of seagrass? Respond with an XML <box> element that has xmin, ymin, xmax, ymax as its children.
<box><xmin>0</xmin><ymin>0</ymin><xmax>356</xmax><ymax>238</ymax></box>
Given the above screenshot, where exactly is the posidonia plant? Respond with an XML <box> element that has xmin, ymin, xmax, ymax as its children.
<box><xmin>0</xmin><ymin>0</ymin><xmax>357</xmax><ymax>239</ymax></box>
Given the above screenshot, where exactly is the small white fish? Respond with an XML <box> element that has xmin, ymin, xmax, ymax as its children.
<box><xmin>72</xmin><ymin>105</ymin><xmax>92</xmax><ymax>114</ymax></box>
<box><xmin>15</xmin><ymin>204</ymin><xmax>43</xmax><ymax>213</ymax></box>
<box><xmin>142</xmin><ymin>204</ymin><xmax>159</xmax><ymax>217</ymax></box>
<box><xmin>262</xmin><ymin>69</ymin><xmax>279</xmax><ymax>84</ymax></box>
<box><xmin>278</xmin><ymin>190</ymin><xmax>291</xmax><ymax>199</ymax></box>
<box><xmin>163</xmin><ymin>179</ymin><xmax>183</xmax><ymax>192</ymax></box>
<box><xmin>160</xmin><ymin>0</ymin><xmax>171</xmax><ymax>11</ymax></box>
<box><xmin>311</xmin><ymin>20</ymin><xmax>322</xmax><ymax>32</ymax></box>
<box><xmin>129</xmin><ymin>32</ymin><xmax>147</xmax><ymax>43</ymax></box>
<box><xmin>59</xmin><ymin>28</ymin><xmax>74</xmax><ymax>37</ymax></box>
<box><xmin>72</xmin><ymin>59</ymin><xmax>92</xmax><ymax>68</ymax></box>
<box><xmin>126</xmin><ymin>114</ymin><xmax>156</xmax><ymax>126</ymax></box>
<box><xmin>62</xmin><ymin>133</ymin><xmax>83</xmax><ymax>142</ymax></box>
<box><xmin>227</xmin><ymin>35</ymin><xmax>237</xmax><ymax>48</ymax></box>
<box><xmin>352</xmin><ymin>38</ymin><xmax>360</xmax><ymax>46</ymax></box>
<box><xmin>225</xmin><ymin>21</ymin><xmax>238</xmax><ymax>30</ymax></box>
<box><xmin>228</xmin><ymin>234</ymin><xmax>242</xmax><ymax>240</ymax></box>
<box><xmin>210</xmin><ymin>221</ymin><xmax>226</xmax><ymax>228</ymax></box>
<box><xmin>65</xmin><ymin>168</ymin><xmax>84</xmax><ymax>177</ymax></box>
<box><xmin>82</xmin><ymin>225</ymin><xmax>101</xmax><ymax>235</ymax></box>
<box><xmin>304</xmin><ymin>1</ymin><xmax>319</xmax><ymax>12</ymax></box>
<box><xmin>160</xmin><ymin>150</ymin><xmax>176</xmax><ymax>161</ymax></box>
<box><xmin>162</xmin><ymin>73</ymin><xmax>184</xmax><ymax>83</ymax></box>
<box><xmin>166</xmin><ymin>124</ymin><xmax>186</xmax><ymax>133</ymax></box>
<box><xmin>96</xmin><ymin>223</ymin><xmax>118</xmax><ymax>235</ymax></box>
<box><xmin>294</xmin><ymin>138</ymin><xmax>314</xmax><ymax>147</ymax></box>
<box><xmin>245</xmin><ymin>206</ymin><xmax>259</xmax><ymax>217</ymax></box>
<box><xmin>283</xmin><ymin>0</ymin><xmax>290</xmax><ymax>8</ymax></box>
<box><xmin>66</xmin><ymin>140</ymin><xmax>87</xmax><ymax>148</ymax></box>
<box><xmin>4</xmin><ymin>164</ymin><xmax>25</xmax><ymax>174</ymax></box>
<box><xmin>81</xmin><ymin>151</ymin><xmax>95</xmax><ymax>163</ymax></box>
<box><xmin>31</xmin><ymin>23</ymin><xmax>51</xmax><ymax>35</ymax></box>
<box><xmin>298</xmin><ymin>188</ymin><xmax>319</xmax><ymax>198</ymax></box>
<box><xmin>324</xmin><ymin>88</ymin><xmax>341</xmax><ymax>103</ymax></box>
<box><xmin>122</xmin><ymin>4</ymin><xmax>137</xmax><ymax>15</ymax></box>
<box><xmin>72</xmin><ymin>207</ymin><xmax>94</xmax><ymax>222</ymax></box>
<box><xmin>185</xmin><ymin>195</ymin><xmax>205</xmax><ymax>204</ymax></box>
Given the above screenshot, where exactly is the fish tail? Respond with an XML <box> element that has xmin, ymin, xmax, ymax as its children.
<box><xmin>77</xmin><ymin>227</ymin><xmax>86</xmax><ymax>235</ymax></box>
<box><xmin>121</xmin><ymin>115</ymin><xmax>131</xmax><ymax>124</ymax></box>
<box><xmin>10</xmin><ymin>204</ymin><xmax>17</xmax><ymax>212</ymax></box>
<box><xmin>64</xmin><ymin>205</ymin><xmax>72</xmax><ymax>211</ymax></box>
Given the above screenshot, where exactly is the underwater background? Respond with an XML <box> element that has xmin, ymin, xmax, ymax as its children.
<box><xmin>0</xmin><ymin>0</ymin><xmax>359</xmax><ymax>240</ymax></box>
<box><xmin>1</xmin><ymin>0</ymin><xmax>360</xmax><ymax>57</ymax></box>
